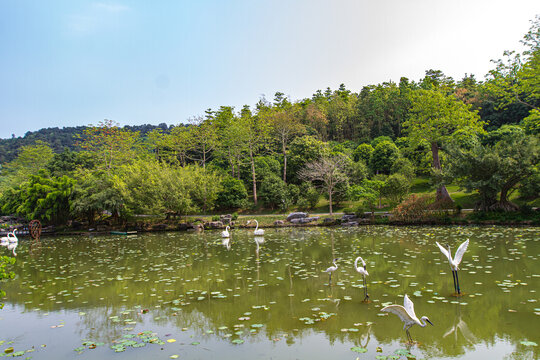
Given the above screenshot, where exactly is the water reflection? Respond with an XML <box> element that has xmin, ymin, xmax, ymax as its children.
<box><xmin>443</xmin><ymin>302</ymin><xmax>477</xmax><ymax>344</ymax></box>
<box><xmin>0</xmin><ymin>227</ymin><xmax>538</xmax><ymax>360</ymax></box>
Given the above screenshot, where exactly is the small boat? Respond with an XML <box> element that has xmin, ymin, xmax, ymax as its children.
<box><xmin>110</xmin><ymin>231</ymin><xmax>138</xmax><ymax>235</ymax></box>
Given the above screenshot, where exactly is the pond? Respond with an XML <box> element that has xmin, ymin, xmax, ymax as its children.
<box><xmin>0</xmin><ymin>226</ymin><xmax>539</xmax><ymax>359</ymax></box>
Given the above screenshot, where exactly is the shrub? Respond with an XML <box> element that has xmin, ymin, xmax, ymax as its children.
<box><xmin>259</xmin><ymin>175</ymin><xmax>294</xmax><ymax>211</ymax></box>
<box><xmin>216</xmin><ymin>177</ymin><xmax>248</xmax><ymax>210</ymax></box>
<box><xmin>381</xmin><ymin>174</ymin><xmax>412</xmax><ymax>204</ymax></box>
<box><xmin>393</xmin><ymin>194</ymin><xmax>434</xmax><ymax>221</ymax></box>
<box><xmin>370</xmin><ymin>140</ymin><xmax>400</xmax><ymax>174</ymax></box>
<box><xmin>297</xmin><ymin>184</ymin><xmax>320</xmax><ymax>210</ymax></box>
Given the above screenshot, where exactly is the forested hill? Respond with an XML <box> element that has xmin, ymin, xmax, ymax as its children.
<box><xmin>0</xmin><ymin>123</ymin><xmax>173</xmax><ymax>164</ymax></box>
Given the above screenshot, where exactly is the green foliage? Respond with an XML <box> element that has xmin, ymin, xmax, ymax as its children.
<box><xmin>449</xmin><ymin>128</ymin><xmax>481</xmax><ymax>150</ymax></box>
<box><xmin>520</xmin><ymin>167</ymin><xmax>540</xmax><ymax>199</ymax></box>
<box><xmin>1</xmin><ymin>170</ymin><xmax>75</xmax><ymax>224</ymax></box>
<box><xmin>114</xmin><ymin>160</ymin><xmax>205</xmax><ymax>216</ymax></box>
<box><xmin>71</xmin><ymin>172</ymin><xmax>124</xmax><ymax>224</ymax></box>
<box><xmin>216</xmin><ymin>176</ymin><xmax>248</xmax><ymax>210</ymax></box>
<box><xmin>355</xmin><ymin>81</ymin><xmax>410</xmax><ymax>141</ymax></box>
<box><xmin>352</xmin><ymin>143</ymin><xmax>374</xmax><ymax>163</ymax></box>
<box><xmin>259</xmin><ymin>175</ymin><xmax>290</xmax><ymax>210</ymax></box>
<box><xmin>184</xmin><ymin>165</ymin><xmax>222</xmax><ymax>212</ymax></box>
<box><xmin>243</xmin><ymin>156</ymin><xmax>281</xmax><ymax>184</ymax></box>
<box><xmin>404</xmin><ymin>89</ymin><xmax>485</xmax><ymax>145</ymax></box>
<box><xmin>297</xmin><ymin>184</ymin><xmax>320</xmax><ymax>210</ymax></box>
<box><xmin>521</xmin><ymin>109</ymin><xmax>540</xmax><ymax>134</ymax></box>
<box><xmin>76</xmin><ymin>119</ymin><xmax>141</xmax><ymax>174</ymax></box>
<box><xmin>448</xmin><ymin>134</ymin><xmax>539</xmax><ymax>210</ymax></box>
<box><xmin>348</xmin><ymin>179</ymin><xmax>383</xmax><ymax>213</ymax></box>
<box><xmin>0</xmin><ymin>255</ymin><xmax>15</xmax><ymax>309</ymax></box>
<box><xmin>0</xmin><ymin>141</ymin><xmax>54</xmax><ymax>191</ymax></box>
<box><xmin>348</xmin><ymin>160</ymin><xmax>369</xmax><ymax>184</ymax></box>
<box><xmin>288</xmin><ymin>135</ymin><xmax>329</xmax><ymax>183</ymax></box>
<box><xmin>369</xmin><ymin>140</ymin><xmax>400</xmax><ymax>174</ymax></box>
<box><xmin>381</xmin><ymin>173</ymin><xmax>412</xmax><ymax>204</ymax></box>
<box><xmin>391</xmin><ymin>157</ymin><xmax>415</xmax><ymax>180</ymax></box>
<box><xmin>484</xmin><ymin>16</ymin><xmax>540</xmax><ymax>112</ymax></box>
<box><xmin>46</xmin><ymin>148</ymin><xmax>95</xmax><ymax>176</ymax></box>
<box><xmin>482</xmin><ymin>125</ymin><xmax>524</xmax><ymax>146</ymax></box>
<box><xmin>371</xmin><ymin>136</ymin><xmax>393</xmax><ymax>148</ymax></box>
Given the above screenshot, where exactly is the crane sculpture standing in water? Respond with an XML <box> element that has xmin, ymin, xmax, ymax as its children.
<box><xmin>436</xmin><ymin>239</ymin><xmax>469</xmax><ymax>295</ymax></box>
<box><xmin>354</xmin><ymin>256</ymin><xmax>369</xmax><ymax>301</ymax></box>
<box><xmin>381</xmin><ymin>294</ymin><xmax>433</xmax><ymax>344</ymax></box>
<box><xmin>325</xmin><ymin>258</ymin><xmax>339</xmax><ymax>284</ymax></box>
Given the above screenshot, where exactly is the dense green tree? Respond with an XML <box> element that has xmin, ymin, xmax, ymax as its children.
<box><xmin>448</xmin><ymin>134</ymin><xmax>539</xmax><ymax>210</ymax></box>
<box><xmin>259</xmin><ymin>175</ymin><xmax>289</xmax><ymax>210</ymax></box>
<box><xmin>239</xmin><ymin>105</ymin><xmax>271</xmax><ymax>205</ymax></box>
<box><xmin>371</xmin><ymin>136</ymin><xmax>394</xmax><ymax>148</ymax></box>
<box><xmin>381</xmin><ymin>174</ymin><xmax>411</xmax><ymax>204</ymax></box>
<box><xmin>114</xmin><ymin>160</ymin><xmax>195</xmax><ymax>216</ymax></box>
<box><xmin>216</xmin><ymin>176</ymin><xmax>248</xmax><ymax>210</ymax></box>
<box><xmin>348</xmin><ymin>160</ymin><xmax>369</xmax><ymax>185</ymax></box>
<box><xmin>369</xmin><ymin>140</ymin><xmax>400</xmax><ymax>174</ymax></box>
<box><xmin>404</xmin><ymin>89</ymin><xmax>485</xmax><ymax>204</ymax></box>
<box><xmin>352</xmin><ymin>143</ymin><xmax>374</xmax><ymax>163</ymax></box>
<box><xmin>46</xmin><ymin>148</ymin><xmax>94</xmax><ymax>176</ymax></box>
<box><xmin>481</xmin><ymin>125</ymin><xmax>524</xmax><ymax>146</ymax></box>
<box><xmin>72</xmin><ymin>172</ymin><xmax>124</xmax><ymax>225</ymax></box>
<box><xmin>1</xmin><ymin>170</ymin><xmax>75</xmax><ymax>224</ymax></box>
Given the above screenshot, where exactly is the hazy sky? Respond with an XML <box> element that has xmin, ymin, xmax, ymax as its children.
<box><xmin>1</xmin><ymin>1</ymin><xmax>538</xmax><ymax>139</ymax></box>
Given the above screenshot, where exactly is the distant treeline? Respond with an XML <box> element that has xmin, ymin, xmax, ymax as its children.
<box><xmin>0</xmin><ymin>123</ymin><xmax>175</xmax><ymax>164</ymax></box>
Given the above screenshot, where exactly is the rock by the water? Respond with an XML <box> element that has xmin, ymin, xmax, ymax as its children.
<box><xmin>207</xmin><ymin>221</ymin><xmax>224</xmax><ymax>229</ymax></box>
<box><xmin>220</xmin><ymin>214</ymin><xmax>233</xmax><ymax>225</ymax></box>
<box><xmin>274</xmin><ymin>220</ymin><xmax>285</xmax><ymax>226</ymax></box>
<box><xmin>342</xmin><ymin>214</ymin><xmax>357</xmax><ymax>222</ymax></box>
<box><xmin>300</xmin><ymin>217</ymin><xmax>319</xmax><ymax>223</ymax></box>
<box><xmin>287</xmin><ymin>212</ymin><xmax>308</xmax><ymax>222</ymax></box>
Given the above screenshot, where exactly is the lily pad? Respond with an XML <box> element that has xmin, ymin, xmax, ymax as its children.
<box><xmin>351</xmin><ymin>346</ymin><xmax>368</xmax><ymax>353</ymax></box>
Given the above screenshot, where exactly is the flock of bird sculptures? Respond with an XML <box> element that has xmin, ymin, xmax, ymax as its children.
<box><xmin>0</xmin><ymin>229</ymin><xmax>18</xmax><ymax>256</ymax></box>
<box><xmin>224</xmin><ymin>222</ymin><xmax>470</xmax><ymax>344</ymax></box>
<box><xmin>3</xmin><ymin>220</ymin><xmax>470</xmax><ymax>345</ymax></box>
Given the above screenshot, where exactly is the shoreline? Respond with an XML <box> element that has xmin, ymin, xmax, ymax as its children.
<box><xmin>13</xmin><ymin>218</ymin><xmax>538</xmax><ymax>239</ymax></box>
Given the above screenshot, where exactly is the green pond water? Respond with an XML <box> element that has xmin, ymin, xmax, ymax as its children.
<box><xmin>0</xmin><ymin>226</ymin><xmax>539</xmax><ymax>359</ymax></box>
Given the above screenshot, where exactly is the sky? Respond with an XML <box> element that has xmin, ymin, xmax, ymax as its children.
<box><xmin>1</xmin><ymin>1</ymin><xmax>539</xmax><ymax>139</ymax></box>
